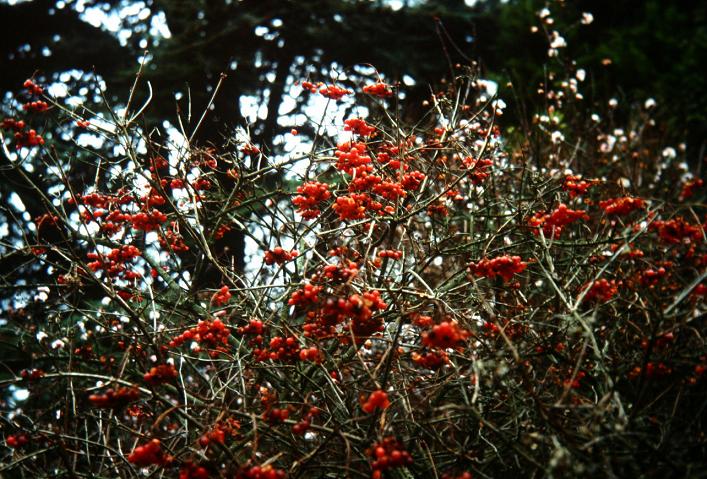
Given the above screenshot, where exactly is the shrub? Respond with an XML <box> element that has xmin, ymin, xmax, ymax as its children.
<box><xmin>1</xmin><ymin>13</ymin><xmax>706</xmax><ymax>479</ymax></box>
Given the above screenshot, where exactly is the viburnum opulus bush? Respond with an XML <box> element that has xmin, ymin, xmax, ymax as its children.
<box><xmin>1</xmin><ymin>36</ymin><xmax>707</xmax><ymax>479</ymax></box>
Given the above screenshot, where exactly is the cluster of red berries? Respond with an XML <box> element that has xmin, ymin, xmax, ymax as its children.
<box><xmin>169</xmin><ymin>319</ymin><xmax>231</xmax><ymax>358</ymax></box>
<box><xmin>2</xmin><ymin>118</ymin><xmax>44</xmax><ymax>149</ymax></box>
<box><xmin>628</xmin><ymin>361</ymin><xmax>672</xmax><ymax>380</ymax></box>
<box><xmin>441</xmin><ymin>472</ymin><xmax>473</xmax><ymax>479</ymax></box>
<box><xmin>427</xmin><ymin>201</ymin><xmax>449</xmax><ymax>217</ymax></box>
<box><xmin>319</xmin><ymin>85</ymin><xmax>353</xmax><ymax>100</ymax></box>
<box><xmin>462</xmin><ymin>157</ymin><xmax>494</xmax><ymax>184</ymax></box>
<box><xmin>1</xmin><ymin>80</ymin><xmax>48</xmax><ymax>149</ymax></box>
<box><xmin>422</xmin><ymin>321</ymin><xmax>470</xmax><ymax>349</ymax></box>
<box><xmin>344</xmin><ymin>118</ymin><xmax>376</xmax><ymax>136</ymax></box>
<box><xmin>301</xmin><ymin>81</ymin><xmax>352</xmax><ymax>100</ymax></box>
<box><xmin>599</xmin><ymin>196</ymin><xmax>646</xmax><ymax>216</ymax></box>
<box><xmin>23</xmin><ymin>79</ymin><xmax>43</xmax><ymax>95</ymax></box>
<box><xmin>130</xmin><ymin>208</ymin><xmax>168</xmax><ymax>232</ymax></box>
<box><xmin>86</xmin><ymin>245</ymin><xmax>142</xmax><ymax>278</ymax></box>
<box><xmin>88</xmin><ymin>386</ymin><xmax>140</xmax><ymax>408</ymax></box>
<box><xmin>467</xmin><ymin>255</ymin><xmax>528</xmax><ymax>282</ymax></box>
<box><xmin>179</xmin><ymin>462</ymin><xmax>210</xmax><ymax>479</ymax></box>
<box><xmin>640</xmin><ymin>332</ymin><xmax>675</xmax><ymax>351</ymax></box>
<box><xmin>20</xmin><ymin>368</ymin><xmax>45</xmax><ymax>380</ymax></box>
<box><xmin>263</xmin><ymin>407</ymin><xmax>290</xmax><ymax>424</ymax></box>
<box><xmin>198</xmin><ymin>418</ymin><xmax>240</xmax><ymax>448</ymax></box>
<box><xmin>528</xmin><ymin>203</ymin><xmax>589</xmax><ymax>238</ymax></box>
<box><xmin>378</xmin><ymin>249</ymin><xmax>403</xmax><ymax>260</ymax></box>
<box><xmin>241</xmin><ymin>143</ymin><xmax>260</xmax><ymax>156</ymax></box>
<box><xmin>581</xmin><ymin>278</ymin><xmax>619</xmax><ymax>303</ymax></box>
<box><xmin>320</xmin><ymin>260</ymin><xmax>359</xmax><ymax>283</ymax></box>
<box><xmin>361</xmin><ymin>390</ymin><xmax>391</xmax><ymax>413</ymax></box>
<box><xmin>236</xmin><ymin>464</ymin><xmax>287</xmax><ymax>479</ymax></box>
<box><xmin>650</xmin><ymin>217</ymin><xmax>703</xmax><ymax>245</ymax></box>
<box><xmin>253</xmin><ymin>336</ymin><xmax>301</xmax><ymax>363</ymax></box>
<box><xmin>363</xmin><ymin>82</ymin><xmax>394</xmax><ymax>98</ymax></box>
<box><xmin>562</xmin><ymin>370</ymin><xmax>586</xmax><ymax>389</ymax></box>
<box><xmin>288</xmin><ymin>283</ymin><xmax>322</xmax><ymax>307</ymax></box>
<box><xmin>254</xmin><ymin>336</ymin><xmax>312</xmax><ymax>363</ymax></box>
<box><xmin>680</xmin><ymin>178</ymin><xmax>704</xmax><ymax>200</ymax></box>
<box><xmin>298</xmin><ymin>346</ymin><xmax>322</xmax><ymax>362</ymax></box>
<box><xmin>400</xmin><ymin>170</ymin><xmax>426</xmax><ymax>190</ymax></box>
<box><xmin>639</xmin><ymin>266</ymin><xmax>669</xmax><ymax>287</ymax></box>
<box><xmin>368</xmin><ymin>437</ymin><xmax>413</xmax><ymax>478</ymax></box>
<box><xmin>6</xmin><ymin>433</ymin><xmax>29</xmax><ymax>448</ymax></box>
<box><xmin>335</xmin><ymin>141</ymin><xmax>372</xmax><ymax>174</ymax></box>
<box><xmin>72</xmin><ymin>190</ymin><xmax>132</xmax><ymax>209</ymax></box>
<box><xmin>22</xmin><ymin>100</ymin><xmax>49</xmax><ymax>113</ymax></box>
<box><xmin>160</xmin><ymin>222</ymin><xmax>190</xmax><ymax>252</ymax></box>
<box><xmin>303</xmin><ymin>290</ymin><xmax>387</xmax><ymax>341</ymax></box>
<box><xmin>411</xmin><ymin>349</ymin><xmax>449</xmax><ymax>369</ymax></box>
<box><xmin>237</xmin><ymin>318</ymin><xmax>265</xmax><ymax>336</ymax></box>
<box><xmin>211</xmin><ymin>285</ymin><xmax>232</xmax><ymax>306</ymax></box>
<box><xmin>128</xmin><ymin>439</ymin><xmax>171</xmax><ymax>466</ymax></box>
<box><xmin>264</xmin><ymin>247</ymin><xmax>299</xmax><ymax>265</ymax></box>
<box><xmin>372</xmin><ymin>180</ymin><xmax>406</xmax><ymax>201</ymax></box>
<box><xmin>292</xmin><ymin>181</ymin><xmax>331</xmax><ymax>219</ymax></box>
<box><xmin>291</xmin><ymin>406</ymin><xmax>320</xmax><ymax>435</ymax></box>
<box><xmin>143</xmin><ymin>364</ymin><xmax>178</xmax><ymax>385</ymax></box>
<box><xmin>1</xmin><ymin>118</ymin><xmax>26</xmax><ymax>131</ymax></box>
<box><xmin>333</xmin><ymin>194</ymin><xmax>369</xmax><ymax>220</ymax></box>
<box><xmin>563</xmin><ymin>175</ymin><xmax>596</xmax><ymax>198</ymax></box>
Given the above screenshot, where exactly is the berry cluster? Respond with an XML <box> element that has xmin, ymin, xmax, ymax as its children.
<box><xmin>599</xmin><ymin>196</ymin><xmax>646</xmax><ymax>216</ymax></box>
<box><xmin>303</xmin><ymin>290</ymin><xmax>387</xmax><ymax>342</ymax></box>
<box><xmin>292</xmin><ymin>181</ymin><xmax>331</xmax><ymax>219</ymax></box>
<box><xmin>198</xmin><ymin>418</ymin><xmax>240</xmax><ymax>448</ymax></box>
<box><xmin>680</xmin><ymin>178</ymin><xmax>704</xmax><ymax>200</ymax></box>
<box><xmin>344</xmin><ymin>118</ymin><xmax>376</xmax><ymax>137</ymax></box>
<box><xmin>1</xmin><ymin>80</ymin><xmax>48</xmax><ymax>149</ymax></box>
<box><xmin>581</xmin><ymin>278</ymin><xmax>619</xmax><ymax>303</ymax></box>
<box><xmin>411</xmin><ymin>349</ymin><xmax>449</xmax><ymax>369</ymax></box>
<box><xmin>211</xmin><ymin>286</ymin><xmax>232</xmax><ymax>306</ymax></box>
<box><xmin>179</xmin><ymin>462</ymin><xmax>210</xmax><ymax>479</ymax></box>
<box><xmin>563</xmin><ymin>175</ymin><xmax>596</xmax><ymax>198</ymax></box>
<box><xmin>528</xmin><ymin>204</ymin><xmax>589</xmax><ymax>238</ymax></box>
<box><xmin>650</xmin><ymin>217</ymin><xmax>703</xmax><ymax>245</ymax></box>
<box><xmin>88</xmin><ymin>387</ymin><xmax>140</xmax><ymax>408</ymax></box>
<box><xmin>236</xmin><ymin>464</ymin><xmax>287</xmax><ymax>479</ymax></box>
<box><xmin>301</xmin><ymin>81</ymin><xmax>352</xmax><ymax>100</ymax></box>
<box><xmin>628</xmin><ymin>361</ymin><xmax>672</xmax><ymax>380</ymax></box>
<box><xmin>462</xmin><ymin>157</ymin><xmax>494</xmax><ymax>184</ymax></box>
<box><xmin>22</xmin><ymin>100</ymin><xmax>49</xmax><ymax>113</ymax></box>
<box><xmin>169</xmin><ymin>319</ymin><xmax>231</xmax><ymax>358</ymax></box>
<box><xmin>363</xmin><ymin>82</ymin><xmax>394</xmax><ymax>98</ymax></box>
<box><xmin>241</xmin><ymin>143</ymin><xmax>261</xmax><ymax>156</ymax></box>
<box><xmin>257</xmin><ymin>336</ymin><xmax>300</xmax><ymax>362</ymax></box>
<box><xmin>23</xmin><ymin>79</ymin><xmax>43</xmax><ymax>95</ymax></box>
<box><xmin>6</xmin><ymin>433</ymin><xmax>29</xmax><ymax>448</ymax></box>
<box><xmin>288</xmin><ymin>283</ymin><xmax>322</xmax><ymax>307</ymax></box>
<box><xmin>422</xmin><ymin>321</ymin><xmax>469</xmax><ymax>349</ymax></box>
<box><xmin>362</xmin><ymin>390</ymin><xmax>390</xmax><ymax>413</ymax></box>
<box><xmin>368</xmin><ymin>437</ymin><xmax>413</xmax><ymax>478</ymax></box>
<box><xmin>143</xmin><ymin>364</ymin><xmax>178</xmax><ymax>385</ymax></box>
<box><xmin>86</xmin><ymin>245</ymin><xmax>142</xmax><ymax>278</ymax></box>
<box><xmin>291</xmin><ymin>406</ymin><xmax>320</xmax><ymax>435</ymax></box>
<box><xmin>128</xmin><ymin>439</ymin><xmax>171</xmax><ymax>466</ymax></box>
<box><xmin>378</xmin><ymin>249</ymin><xmax>403</xmax><ymax>260</ymax></box>
<box><xmin>264</xmin><ymin>247</ymin><xmax>299</xmax><ymax>265</ymax></box>
<box><xmin>467</xmin><ymin>255</ymin><xmax>528</xmax><ymax>282</ymax></box>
